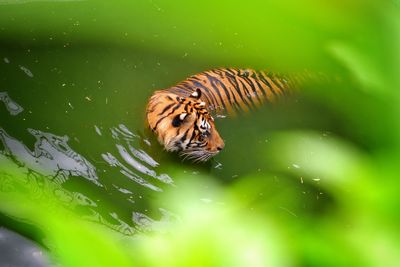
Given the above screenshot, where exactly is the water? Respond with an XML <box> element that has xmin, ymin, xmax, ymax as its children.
<box><xmin>0</xmin><ymin>45</ymin><xmax>227</xmax><ymax>236</ymax></box>
<box><xmin>1</xmin><ymin>42</ymin><xmax>335</xmax><ymax>237</ymax></box>
<box><xmin>1</xmin><ymin>1</ymin><xmax>398</xmax><ymax>267</ymax></box>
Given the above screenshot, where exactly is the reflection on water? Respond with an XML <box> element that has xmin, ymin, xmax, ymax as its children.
<box><xmin>0</xmin><ymin>92</ymin><xmax>24</xmax><ymax>116</ymax></box>
<box><xmin>101</xmin><ymin>122</ymin><xmax>174</xmax><ymax>192</ymax></box>
<box><xmin>0</xmin><ymin>128</ymin><xmax>101</xmax><ymax>186</ymax></box>
<box><xmin>103</xmin><ymin>124</ymin><xmax>173</xmax><ymax>192</ymax></box>
<box><xmin>0</xmin><ymin>93</ymin><xmax>175</xmax><ymax>235</ymax></box>
<box><xmin>132</xmin><ymin>208</ymin><xmax>177</xmax><ymax>234</ymax></box>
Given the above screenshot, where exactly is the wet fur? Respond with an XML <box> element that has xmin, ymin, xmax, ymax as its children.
<box><xmin>145</xmin><ymin>68</ymin><xmax>292</xmax><ymax>162</ymax></box>
<box><xmin>146</xmin><ymin>90</ymin><xmax>224</xmax><ymax>162</ymax></box>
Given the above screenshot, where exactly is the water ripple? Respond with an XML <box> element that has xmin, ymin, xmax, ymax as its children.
<box><xmin>0</xmin><ymin>128</ymin><xmax>102</xmax><ymax>186</ymax></box>
<box><xmin>0</xmin><ymin>92</ymin><xmax>24</xmax><ymax>116</ymax></box>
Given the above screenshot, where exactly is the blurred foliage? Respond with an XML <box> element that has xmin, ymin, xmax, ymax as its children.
<box><xmin>0</xmin><ymin>0</ymin><xmax>399</xmax><ymax>267</ymax></box>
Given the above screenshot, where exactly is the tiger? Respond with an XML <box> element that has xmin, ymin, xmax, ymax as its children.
<box><xmin>146</xmin><ymin>68</ymin><xmax>305</xmax><ymax>162</ymax></box>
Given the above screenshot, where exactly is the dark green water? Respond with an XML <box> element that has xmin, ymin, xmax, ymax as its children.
<box><xmin>0</xmin><ymin>42</ymin><xmax>338</xmax><ymax>236</ymax></box>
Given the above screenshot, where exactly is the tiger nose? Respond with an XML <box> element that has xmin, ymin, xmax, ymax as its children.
<box><xmin>216</xmin><ymin>142</ymin><xmax>224</xmax><ymax>151</ymax></box>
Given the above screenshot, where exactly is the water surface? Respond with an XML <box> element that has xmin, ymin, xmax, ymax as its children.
<box><xmin>0</xmin><ymin>30</ymin><xmax>340</xmax><ymax>241</ymax></box>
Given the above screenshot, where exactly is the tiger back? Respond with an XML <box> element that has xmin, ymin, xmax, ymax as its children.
<box><xmin>146</xmin><ymin>68</ymin><xmax>302</xmax><ymax>162</ymax></box>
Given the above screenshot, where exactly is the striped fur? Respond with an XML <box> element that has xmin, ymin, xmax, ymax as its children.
<box><xmin>146</xmin><ymin>68</ymin><xmax>297</xmax><ymax>162</ymax></box>
<box><xmin>167</xmin><ymin>68</ymin><xmax>296</xmax><ymax>115</ymax></box>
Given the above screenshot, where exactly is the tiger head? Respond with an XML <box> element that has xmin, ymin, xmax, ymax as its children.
<box><xmin>146</xmin><ymin>88</ymin><xmax>224</xmax><ymax>162</ymax></box>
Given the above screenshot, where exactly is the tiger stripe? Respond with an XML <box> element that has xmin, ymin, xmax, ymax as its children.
<box><xmin>145</xmin><ymin>67</ymin><xmax>334</xmax><ymax>161</ymax></box>
<box><xmin>166</xmin><ymin>68</ymin><xmax>293</xmax><ymax>116</ymax></box>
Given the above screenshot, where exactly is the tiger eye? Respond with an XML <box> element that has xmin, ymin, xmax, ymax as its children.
<box><xmin>172</xmin><ymin>115</ymin><xmax>183</xmax><ymax>127</ymax></box>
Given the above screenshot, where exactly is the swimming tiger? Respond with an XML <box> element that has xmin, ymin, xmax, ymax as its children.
<box><xmin>146</xmin><ymin>68</ymin><xmax>306</xmax><ymax>162</ymax></box>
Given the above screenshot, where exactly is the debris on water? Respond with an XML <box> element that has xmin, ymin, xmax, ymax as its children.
<box><xmin>94</xmin><ymin>125</ymin><xmax>102</xmax><ymax>136</ymax></box>
<box><xmin>3</xmin><ymin>57</ymin><xmax>9</xmax><ymax>63</ymax></box>
<box><xmin>85</xmin><ymin>96</ymin><xmax>92</xmax><ymax>101</ymax></box>
<box><xmin>214</xmin><ymin>161</ymin><xmax>223</xmax><ymax>169</ymax></box>
<box><xmin>292</xmin><ymin>164</ymin><xmax>300</xmax><ymax>169</ymax></box>
<box><xmin>313</xmin><ymin>178</ymin><xmax>321</xmax><ymax>182</ymax></box>
<box><xmin>68</xmin><ymin>102</ymin><xmax>74</xmax><ymax>109</ymax></box>
<box><xmin>143</xmin><ymin>139</ymin><xmax>151</xmax><ymax>146</ymax></box>
<box><xmin>19</xmin><ymin>65</ymin><xmax>34</xmax><ymax>77</ymax></box>
<box><xmin>300</xmin><ymin>177</ymin><xmax>304</xmax><ymax>184</ymax></box>
<box><xmin>62</xmin><ymin>83</ymin><xmax>66</xmax><ymax>87</ymax></box>
<box><xmin>232</xmin><ymin>174</ymin><xmax>239</xmax><ymax>178</ymax></box>
<box><xmin>216</xmin><ymin>114</ymin><xmax>226</xmax><ymax>119</ymax></box>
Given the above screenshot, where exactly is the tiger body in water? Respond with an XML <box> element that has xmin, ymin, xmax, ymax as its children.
<box><xmin>146</xmin><ymin>68</ymin><xmax>301</xmax><ymax>162</ymax></box>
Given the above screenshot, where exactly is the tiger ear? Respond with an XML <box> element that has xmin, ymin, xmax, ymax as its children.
<box><xmin>172</xmin><ymin>112</ymin><xmax>188</xmax><ymax>127</ymax></box>
<box><xmin>190</xmin><ymin>88</ymin><xmax>202</xmax><ymax>100</ymax></box>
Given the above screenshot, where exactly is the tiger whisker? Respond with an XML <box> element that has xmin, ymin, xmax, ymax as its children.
<box><xmin>189</xmin><ymin>151</ymin><xmax>216</xmax><ymax>163</ymax></box>
<box><xmin>180</xmin><ymin>150</ymin><xmax>203</xmax><ymax>162</ymax></box>
<box><xmin>180</xmin><ymin>149</ymin><xmax>213</xmax><ymax>163</ymax></box>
